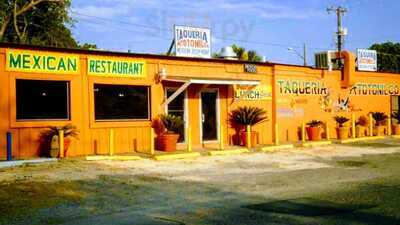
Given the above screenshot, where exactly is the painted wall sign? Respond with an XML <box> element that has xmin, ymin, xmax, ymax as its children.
<box><xmin>87</xmin><ymin>57</ymin><xmax>146</xmax><ymax>78</ymax></box>
<box><xmin>6</xmin><ymin>49</ymin><xmax>79</xmax><ymax>74</ymax></box>
<box><xmin>277</xmin><ymin>108</ymin><xmax>305</xmax><ymax>118</ymax></box>
<box><xmin>276</xmin><ymin>79</ymin><xmax>328</xmax><ymax>95</ymax></box>
<box><xmin>234</xmin><ymin>85</ymin><xmax>272</xmax><ymax>100</ymax></box>
<box><xmin>350</xmin><ymin>83</ymin><xmax>400</xmax><ymax>96</ymax></box>
<box><xmin>174</xmin><ymin>25</ymin><xmax>211</xmax><ymax>58</ymax></box>
<box><xmin>244</xmin><ymin>64</ymin><xmax>257</xmax><ymax>73</ymax></box>
<box><xmin>357</xmin><ymin>49</ymin><xmax>377</xmax><ymax>72</ymax></box>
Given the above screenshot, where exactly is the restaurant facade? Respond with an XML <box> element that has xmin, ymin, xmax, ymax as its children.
<box><xmin>0</xmin><ymin>43</ymin><xmax>399</xmax><ymax>159</ymax></box>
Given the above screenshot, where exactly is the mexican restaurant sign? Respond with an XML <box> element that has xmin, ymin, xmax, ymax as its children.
<box><xmin>87</xmin><ymin>57</ymin><xmax>146</xmax><ymax>78</ymax></box>
<box><xmin>276</xmin><ymin>79</ymin><xmax>329</xmax><ymax>95</ymax></box>
<box><xmin>6</xmin><ymin>49</ymin><xmax>79</xmax><ymax>74</ymax></box>
<box><xmin>357</xmin><ymin>49</ymin><xmax>377</xmax><ymax>72</ymax></box>
<box><xmin>175</xmin><ymin>25</ymin><xmax>211</xmax><ymax>58</ymax></box>
<box><xmin>350</xmin><ymin>83</ymin><xmax>400</xmax><ymax>96</ymax></box>
<box><xmin>234</xmin><ymin>85</ymin><xmax>272</xmax><ymax>100</ymax></box>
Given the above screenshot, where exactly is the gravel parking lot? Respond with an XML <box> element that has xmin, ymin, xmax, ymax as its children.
<box><xmin>1</xmin><ymin>139</ymin><xmax>400</xmax><ymax>225</ymax></box>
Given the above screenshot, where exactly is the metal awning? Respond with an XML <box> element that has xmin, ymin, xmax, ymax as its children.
<box><xmin>161</xmin><ymin>76</ymin><xmax>260</xmax><ymax>107</ymax></box>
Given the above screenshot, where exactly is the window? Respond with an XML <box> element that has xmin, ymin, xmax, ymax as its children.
<box><xmin>94</xmin><ymin>84</ymin><xmax>150</xmax><ymax>120</ymax></box>
<box><xmin>166</xmin><ymin>89</ymin><xmax>186</xmax><ymax>142</ymax></box>
<box><xmin>16</xmin><ymin>79</ymin><xmax>70</xmax><ymax>120</ymax></box>
<box><xmin>391</xmin><ymin>96</ymin><xmax>400</xmax><ymax>114</ymax></box>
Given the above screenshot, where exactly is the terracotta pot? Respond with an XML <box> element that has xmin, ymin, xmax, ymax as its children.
<box><xmin>240</xmin><ymin>131</ymin><xmax>258</xmax><ymax>148</ymax></box>
<box><xmin>306</xmin><ymin>127</ymin><xmax>321</xmax><ymax>141</ymax></box>
<box><xmin>157</xmin><ymin>133</ymin><xmax>179</xmax><ymax>152</ymax></box>
<box><xmin>49</xmin><ymin>136</ymin><xmax>71</xmax><ymax>158</ymax></box>
<box><xmin>373</xmin><ymin>126</ymin><xmax>386</xmax><ymax>136</ymax></box>
<box><xmin>356</xmin><ymin>126</ymin><xmax>366</xmax><ymax>138</ymax></box>
<box><xmin>392</xmin><ymin>124</ymin><xmax>400</xmax><ymax>135</ymax></box>
<box><xmin>336</xmin><ymin>127</ymin><xmax>350</xmax><ymax>140</ymax></box>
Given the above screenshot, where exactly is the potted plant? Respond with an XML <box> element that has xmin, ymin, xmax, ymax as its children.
<box><xmin>355</xmin><ymin>115</ymin><xmax>368</xmax><ymax>137</ymax></box>
<box><xmin>306</xmin><ymin>120</ymin><xmax>323</xmax><ymax>141</ymax></box>
<box><xmin>371</xmin><ymin>112</ymin><xmax>388</xmax><ymax>136</ymax></box>
<box><xmin>41</xmin><ymin>124</ymin><xmax>79</xmax><ymax>158</ymax></box>
<box><xmin>229</xmin><ymin>106</ymin><xmax>268</xmax><ymax>147</ymax></box>
<box><xmin>157</xmin><ymin>114</ymin><xmax>184</xmax><ymax>152</ymax></box>
<box><xmin>391</xmin><ymin>111</ymin><xmax>400</xmax><ymax>135</ymax></box>
<box><xmin>334</xmin><ymin>116</ymin><xmax>350</xmax><ymax>140</ymax></box>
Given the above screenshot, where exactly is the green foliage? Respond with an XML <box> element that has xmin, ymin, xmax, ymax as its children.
<box><xmin>306</xmin><ymin>120</ymin><xmax>323</xmax><ymax>128</ymax></box>
<box><xmin>213</xmin><ymin>44</ymin><xmax>263</xmax><ymax>62</ymax></box>
<box><xmin>229</xmin><ymin>106</ymin><xmax>268</xmax><ymax>128</ymax></box>
<box><xmin>41</xmin><ymin>124</ymin><xmax>79</xmax><ymax>140</ymax></box>
<box><xmin>370</xmin><ymin>112</ymin><xmax>388</xmax><ymax>126</ymax></box>
<box><xmin>334</xmin><ymin>116</ymin><xmax>350</xmax><ymax>127</ymax></box>
<box><xmin>356</xmin><ymin>116</ymin><xmax>368</xmax><ymax>127</ymax></box>
<box><xmin>0</xmin><ymin>0</ymin><xmax>78</xmax><ymax>48</ymax></box>
<box><xmin>78</xmin><ymin>43</ymin><xmax>98</xmax><ymax>50</ymax></box>
<box><xmin>247</xmin><ymin>50</ymin><xmax>262</xmax><ymax>62</ymax></box>
<box><xmin>159</xmin><ymin>114</ymin><xmax>184</xmax><ymax>134</ymax></box>
<box><xmin>369</xmin><ymin>42</ymin><xmax>400</xmax><ymax>73</ymax></box>
<box><xmin>391</xmin><ymin>111</ymin><xmax>400</xmax><ymax>124</ymax></box>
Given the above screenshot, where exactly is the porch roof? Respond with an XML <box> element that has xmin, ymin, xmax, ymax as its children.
<box><xmin>162</xmin><ymin>76</ymin><xmax>261</xmax><ymax>86</ymax></box>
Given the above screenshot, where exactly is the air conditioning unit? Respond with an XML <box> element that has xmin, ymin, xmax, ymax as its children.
<box><xmin>315</xmin><ymin>51</ymin><xmax>339</xmax><ymax>70</ymax></box>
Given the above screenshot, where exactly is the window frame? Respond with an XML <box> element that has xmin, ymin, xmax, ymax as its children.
<box><xmin>15</xmin><ymin>78</ymin><xmax>71</xmax><ymax>121</ymax></box>
<box><xmin>164</xmin><ymin>87</ymin><xmax>188</xmax><ymax>143</ymax></box>
<box><xmin>93</xmin><ymin>83</ymin><xmax>151</xmax><ymax>122</ymax></box>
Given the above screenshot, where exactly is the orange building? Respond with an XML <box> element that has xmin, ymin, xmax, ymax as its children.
<box><xmin>0</xmin><ymin>43</ymin><xmax>399</xmax><ymax>159</ymax></box>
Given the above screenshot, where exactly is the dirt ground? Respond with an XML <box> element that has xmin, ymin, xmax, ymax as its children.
<box><xmin>1</xmin><ymin>138</ymin><xmax>400</xmax><ymax>225</ymax></box>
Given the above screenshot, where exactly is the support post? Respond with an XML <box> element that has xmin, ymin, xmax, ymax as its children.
<box><xmin>388</xmin><ymin>114</ymin><xmax>392</xmax><ymax>136</ymax></box>
<box><xmin>187</xmin><ymin>126</ymin><xmax>192</xmax><ymax>152</ymax></box>
<box><xmin>6</xmin><ymin>132</ymin><xmax>12</xmax><ymax>161</ymax></box>
<box><xmin>59</xmin><ymin>130</ymin><xmax>64</xmax><ymax>158</ymax></box>
<box><xmin>352</xmin><ymin>113</ymin><xmax>356</xmax><ymax>139</ymax></box>
<box><xmin>150</xmin><ymin>128</ymin><xmax>155</xmax><ymax>155</ymax></box>
<box><xmin>275</xmin><ymin>123</ymin><xmax>279</xmax><ymax>145</ymax></box>
<box><xmin>326</xmin><ymin>122</ymin><xmax>330</xmax><ymax>140</ymax></box>
<box><xmin>246</xmin><ymin>125</ymin><xmax>251</xmax><ymax>149</ymax></box>
<box><xmin>219</xmin><ymin>125</ymin><xmax>224</xmax><ymax>150</ymax></box>
<box><xmin>369</xmin><ymin>114</ymin><xmax>373</xmax><ymax>137</ymax></box>
<box><xmin>301</xmin><ymin>121</ymin><xmax>306</xmax><ymax>142</ymax></box>
<box><xmin>109</xmin><ymin>129</ymin><xmax>114</xmax><ymax>156</ymax></box>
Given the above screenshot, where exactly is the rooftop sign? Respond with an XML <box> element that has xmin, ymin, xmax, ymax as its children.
<box><xmin>174</xmin><ymin>25</ymin><xmax>211</xmax><ymax>58</ymax></box>
<box><xmin>357</xmin><ymin>49</ymin><xmax>377</xmax><ymax>72</ymax></box>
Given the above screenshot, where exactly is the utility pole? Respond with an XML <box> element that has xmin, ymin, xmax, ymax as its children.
<box><xmin>303</xmin><ymin>43</ymin><xmax>307</xmax><ymax>66</ymax></box>
<box><xmin>327</xmin><ymin>6</ymin><xmax>348</xmax><ymax>69</ymax></box>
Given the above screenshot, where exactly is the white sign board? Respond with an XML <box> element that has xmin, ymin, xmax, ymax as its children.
<box><xmin>357</xmin><ymin>49</ymin><xmax>377</xmax><ymax>71</ymax></box>
<box><xmin>174</xmin><ymin>25</ymin><xmax>211</xmax><ymax>58</ymax></box>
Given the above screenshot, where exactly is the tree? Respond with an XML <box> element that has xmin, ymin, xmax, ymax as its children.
<box><xmin>78</xmin><ymin>43</ymin><xmax>98</xmax><ymax>50</ymax></box>
<box><xmin>0</xmin><ymin>0</ymin><xmax>78</xmax><ymax>48</ymax></box>
<box><xmin>369</xmin><ymin>42</ymin><xmax>400</xmax><ymax>73</ymax></box>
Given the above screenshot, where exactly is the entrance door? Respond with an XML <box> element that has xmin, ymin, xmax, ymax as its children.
<box><xmin>201</xmin><ymin>91</ymin><xmax>218</xmax><ymax>141</ymax></box>
<box><xmin>166</xmin><ymin>89</ymin><xmax>186</xmax><ymax>143</ymax></box>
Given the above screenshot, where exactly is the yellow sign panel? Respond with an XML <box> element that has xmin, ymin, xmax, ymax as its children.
<box><xmin>234</xmin><ymin>85</ymin><xmax>272</xmax><ymax>100</ymax></box>
<box><xmin>87</xmin><ymin>57</ymin><xmax>146</xmax><ymax>78</ymax></box>
<box><xmin>6</xmin><ymin>49</ymin><xmax>79</xmax><ymax>74</ymax></box>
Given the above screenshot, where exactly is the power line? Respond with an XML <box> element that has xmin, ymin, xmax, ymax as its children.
<box><xmin>327</xmin><ymin>6</ymin><xmax>348</xmax><ymax>68</ymax></box>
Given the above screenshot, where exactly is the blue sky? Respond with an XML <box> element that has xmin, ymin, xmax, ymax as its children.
<box><xmin>70</xmin><ymin>0</ymin><xmax>400</xmax><ymax>65</ymax></box>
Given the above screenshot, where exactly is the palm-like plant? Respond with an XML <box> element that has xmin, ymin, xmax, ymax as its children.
<box><xmin>41</xmin><ymin>124</ymin><xmax>79</xmax><ymax>140</ymax></box>
<box><xmin>247</xmin><ymin>50</ymin><xmax>262</xmax><ymax>62</ymax></box>
<box><xmin>306</xmin><ymin>120</ymin><xmax>323</xmax><ymax>128</ymax></box>
<box><xmin>334</xmin><ymin>116</ymin><xmax>350</xmax><ymax>127</ymax></box>
<box><xmin>232</xmin><ymin>44</ymin><xmax>248</xmax><ymax>60</ymax></box>
<box><xmin>392</xmin><ymin>111</ymin><xmax>400</xmax><ymax>124</ymax></box>
<box><xmin>159</xmin><ymin>114</ymin><xmax>184</xmax><ymax>134</ymax></box>
<box><xmin>229</xmin><ymin>106</ymin><xmax>268</xmax><ymax>129</ymax></box>
<box><xmin>371</xmin><ymin>112</ymin><xmax>388</xmax><ymax>126</ymax></box>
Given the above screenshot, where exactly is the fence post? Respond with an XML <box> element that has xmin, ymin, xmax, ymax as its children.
<box><xmin>109</xmin><ymin>129</ymin><xmax>114</xmax><ymax>156</ymax></box>
<box><xmin>301</xmin><ymin>121</ymin><xmax>306</xmax><ymax>142</ymax></box>
<box><xmin>6</xmin><ymin>132</ymin><xmax>12</xmax><ymax>161</ymax></box>
<box><xmin>59</xmin><ymin>130</ymin><xmax>64</xmax><ymax>158</ymax></box>
<box><xmin>369</xmin><ymin>114</ymin><xmax>373</xmax><ymax>137</ymax></box>
<box><xmin>352</xmin><ymin>113</ymin><xmax>356</xmax><ymax>139</ymax></box>
<box><xmin>326</xmin><ymin>122</ymin><xmax>330</xmax><ymax>140</ymax></box>
<box><xmin>187</xmin><ymin>126</ymin><xmax>192</xmax><ymax>152</ymax></box>
<box><xmin>219</xmin><ymin>125</ymin><xmax>224</xmax><ymax>150</ymax></box>
<box><xmin>246</xmin><ymin>125</ymin><xmax>251</xmax><ymax>149</ymax></box>
<box><xmin>388</xmin><ymin>114</ymin><xmax>392</xmax><ymax>136</ymax></box>
<box><xmin>150</xmin><ymin>128</ymin><xmax>155</xmax><ymax>155</ymax></box>
<box><xmin>275</xmin><ymin>123</ymin><xmax>279</xmax><ymax>145</ymax></box>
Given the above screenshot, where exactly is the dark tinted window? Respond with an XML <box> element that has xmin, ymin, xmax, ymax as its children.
<box><xmin>16</xmin><ymin>79</ymin><xmax>70</xmax><ymax>120</ymax></box>
<box><xmin>94</xmin><ymin>84</ymin><xmax>150</xmax><ymax>120</ymax></box>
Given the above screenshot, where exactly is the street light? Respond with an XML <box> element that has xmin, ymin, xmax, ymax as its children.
<box><xmin>287</xmin><ymin>44</ymin><xmax>307</xmax><ymax>66</ymax></box>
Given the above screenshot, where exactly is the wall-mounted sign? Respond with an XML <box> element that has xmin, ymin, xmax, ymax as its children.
<box><xmin>276</xmin><ymin>79</ymin><xmax>328</xmax><ymax>95</ymax></box>
<box><xmin>87</xmin><ymin>57</ymin><xmax>146</xmax><ymax>78</ymax></box>
<box><xmin>234</xmin><ymin>85</ymin><xmax>272</xmax><ymax>100</ymax></box>
<box><xmin>244</xmin><ymin>64</ymin><xmax>257</xmax><ymax>73</ymax></box>
<box><xmin>357</xmin><ymin>49</ymin><xmax>377</xmax><ymax>72</ymax></box>
<box><xmin>6</xmin><ymin>49</ymin><xmax>79</xmax><ymax>74</ymax></box>
<box><xmin>174</xmin><ymin>25</ymin><xmax>211</xmax><ymax>58</ymax></box>
<box><xmin>350</xmin><ymin>83</ymin><xmax>400</xmax><ymax>96</ymax></box>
